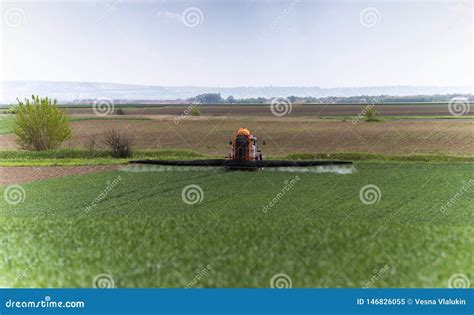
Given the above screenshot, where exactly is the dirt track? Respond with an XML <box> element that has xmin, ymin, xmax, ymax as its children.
<box><xmin>0</xmin><ymin>165</ymin><xmax>120</xmax><ymax>185</ymax></box>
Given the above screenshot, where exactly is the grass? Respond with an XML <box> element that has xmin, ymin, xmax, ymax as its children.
<box><xmin>0</xmin><ymin>162</ymin><xmax>472</xmax><ymax>288</ymax></box>
<box><xmin>285</xmin><ymin>152</ymin><xmax>474</xmax><ymax>163</ymax></box>
<box><xmin>385</xmin><ymin>115</ymin><xmax>474</xmax><ymax>120</ymax></box>
<box><xmin>0</xmin><ymin>149</ymin><xmax>472</xmax><ymax>166</ymax></box>
<box><xmin>0</xmin><ymin>116</ymin><xmax>15</xmax><ymax>135</ymax></box>
<box><xmin>0</xmin><ymin>149</ymin><xmax>205</xmax><ymax>166</ymax></box>
<box><xmin>364</xmin><ymin>117</ymin><xmax>384</xmax><ymax>122</ymax></box>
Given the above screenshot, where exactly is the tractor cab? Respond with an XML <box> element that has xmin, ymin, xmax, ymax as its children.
<box><xmin>229</xmin><ymin>128</ymin><xmax>263</xmax><ymax>161</ymax></box>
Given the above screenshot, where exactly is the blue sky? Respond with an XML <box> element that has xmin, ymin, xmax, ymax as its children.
<box><xmin>1</xmin><ymin>0</ymin><xmax>472</xmax><ymax>88</ymax></box>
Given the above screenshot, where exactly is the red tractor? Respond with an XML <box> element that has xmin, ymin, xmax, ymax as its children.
<box><xmin>130</xmin><ymin>127</ymin><xmax>351</xmax><ymax>170</ymax></box>
<box><xmin>228</xmin><ymin>127</ymin><xmax>264</xmax><ymax>162</ymax></box>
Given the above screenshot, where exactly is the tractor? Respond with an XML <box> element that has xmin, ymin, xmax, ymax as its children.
<box><xmin>130</xmin><ymin>128</ymin><xmax>351</xmax><ymax>170</ymax></box>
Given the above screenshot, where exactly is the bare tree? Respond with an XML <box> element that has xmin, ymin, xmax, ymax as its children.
<box><xmin>102</xmin><ymin>129</ymin><xmax>132</xmax><ymax>158</ymax></box>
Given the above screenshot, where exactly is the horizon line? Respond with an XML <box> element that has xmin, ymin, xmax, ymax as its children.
<box><xmin>2</xmin><ymin>80</ymin><xmax>472</xmax><ymax>90</ymax></box>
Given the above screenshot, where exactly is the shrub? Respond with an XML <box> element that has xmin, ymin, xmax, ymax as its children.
<box><xmin>102</xmin><ymin>129</ymin><xmax>132</xmax><ymax>158</ymax></box>
<box><xmin>115</xmin><ymin>108</ymin><xmax>125</xmax><ymax>115</ymax></box>
<box><xmin>364</xmin><ymin>106</ymin><xmax>383</xmax><ymax>122</ymax></box>
<box><xmin>6</xmin><ymin>105</ymin><xmax>18</xmax><ymax>114</ymax></box>
<box><xmin>86</xmin><ymin>135</ymin><xmax>98</xmax><ymax>156</ymax></box>
<box><xmin>190</xmin><ymin>106</ymin><xmax>202</xmax><ymax>116</ymax></box>
<box><xmin>13</xmin><ymin>95</ymin><xmax>71</xmax><ymax>151</ymax></box>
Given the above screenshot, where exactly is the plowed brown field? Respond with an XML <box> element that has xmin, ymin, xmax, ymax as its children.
<box><xmin>1</xmin><ymin>115</ymin><xmax>472</xmax><ymax>156</ymax></box>
<box><xmin>66</xmin><ymin>103</ymin><xmax>474</xmax><ymax>117</ymax></box>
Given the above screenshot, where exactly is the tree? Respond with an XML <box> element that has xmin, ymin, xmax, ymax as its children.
<box><xmin>13</xmin><ymin>95</ymin><xmax>72</xmax><ymax>150</ymax></box>
<box><xmin>288</xmin><ymin>96</ymin><xmax>298</xmax><ymax>104</ymax></box>
<box><xmin>191</xmin><ymin>93</ymin><xmax>224</xmax><ymax>104</ymax></box>
<box><xmin>226</xmin><ymin>95</ymin><xmax>235</xmax><ymax>104</ymax></box>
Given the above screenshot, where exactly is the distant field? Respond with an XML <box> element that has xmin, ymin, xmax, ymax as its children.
<box><xmin>3</xmin><ymin>116</ymin><xmax>472</xmax><ymax>157</ymax></box>
<box><xmin>1</xmin><ymin>163</ymin><xmax>472</xmax><ymax>287</ymax></box>
<box><xmin>0</xmin><ymin>116</ymin><xmax>14</xmax><ymax>135</ymax></box>
<box><xmin>0</xmin><ymin>115</ymin><xmax>152</xmax><ymax>135</ymax></box>
<box><xmin>64</xmin><ymin>103</ymin><xmax>474</xmax><ymax>117</ymax></box>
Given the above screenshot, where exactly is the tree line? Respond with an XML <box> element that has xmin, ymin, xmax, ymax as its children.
<box><xmin>187</xmin><ymin>93</ymin><xmax>473</xmax><ymax>104</ymax></box>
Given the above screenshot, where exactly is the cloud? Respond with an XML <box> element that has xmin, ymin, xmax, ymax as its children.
<box><xmin>155</xmin><ymin>11</ymin><xmax>182</xmax><ymax>23</ymax></box>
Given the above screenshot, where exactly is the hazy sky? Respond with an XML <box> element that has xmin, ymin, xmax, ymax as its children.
<box><xmin>1</xmin><ymin>0</ymin><xmax>473</xmax><ymax>88</ymax></box>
